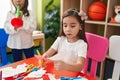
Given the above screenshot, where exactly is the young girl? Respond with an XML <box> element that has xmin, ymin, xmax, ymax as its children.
<box><xmin>4</xmin><ymin>0</ymin><xmax>37</xmax><ymax>62</ymax></box>
<box><xmin>43</xmin><ymin>8</ymin><xmax>88</xmax><ymax>72</ymax></box>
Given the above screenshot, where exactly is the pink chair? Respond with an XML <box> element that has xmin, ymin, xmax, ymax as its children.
<box><xmin>82</xmin><ymin>32</ymin><xmax>109</xmax><ymax>78</ymax></box>
<box><xmin>107</xmin><ymin>35</ymin><xmax>120</xmax><ymax>80</ymax></box>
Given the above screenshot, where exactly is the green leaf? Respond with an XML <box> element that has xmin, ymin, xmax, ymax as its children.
<box><xmin>45</xmin><ymin>0</ymin><xmax>54</xmax><ymax>11</ymax></box>
<box><xmin>43</xmin><ymin>0</ymin><xmax>60</xmax><ymax>39</ymax></box>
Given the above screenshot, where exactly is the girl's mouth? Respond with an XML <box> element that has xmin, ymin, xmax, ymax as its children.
<box><xmin>66</xmin><ymin>34</ymin><xmax>72</xmax><ymax>36</ymax></box>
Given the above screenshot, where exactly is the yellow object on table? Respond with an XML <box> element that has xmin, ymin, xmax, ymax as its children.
<box><xmin>36</xmin><ymin>50</ymin><xmax>44</xmax><ymax>68</ymax></box>
<box><xmin>36</xmin><ymin>50</ymin><xmax>41</xmax><ymax>56</ymax></box>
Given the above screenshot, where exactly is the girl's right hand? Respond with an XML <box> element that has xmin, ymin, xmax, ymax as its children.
<box><xmin>43</xmin><ymin>58</ymin><xmax>53</xmax><ymax>68</ymax></box>
<box><xmin>42</xmin><ymin>54</ymin><xmax>49</xmax><ymax>67</ymax></box>
<box><xmin>42</xmin><ymin>53</ymin><xmax>48</xmax><ymax>59</ymax></box>
<box><xmin>19</xmin><ymin>11</ymin><xmax>23</xmax><ymax>18</ymax></box>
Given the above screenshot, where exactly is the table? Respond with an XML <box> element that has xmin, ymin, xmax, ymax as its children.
<box><xmin>0</xmin><ymin>57</ymin><xmax>96</xmax><ymax>80</ymax></box>
<box><xmin>6</xmin><ymin>31</ymin><xmax>45</xmax><ymax>53</ymax></box>
<box><xmin>32</xmin><ymin>31</ymin><xmax>45</xmax><ymax>53</ymax></box>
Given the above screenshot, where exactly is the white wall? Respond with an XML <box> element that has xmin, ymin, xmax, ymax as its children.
<box><xmin>0</xmin><ymin>0</ymin><xmax>35</xmax><ymax>28</ymax></box>
<box><xmin>30</xmin><ymin>0</ymin><xmax>36</xmax><ymax>17</ymax></box>
<box><xmin>0</xmin><ymin>0</ymin><xmax>10</xmax><ymax>28</ymax></box>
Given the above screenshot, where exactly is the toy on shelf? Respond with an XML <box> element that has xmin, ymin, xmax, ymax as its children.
<box><xmin>11</xmin><ymin>5</ymin><xmax>23</xmax><ymax>28</ymax></box>
<box><xmin>88</xmin><ymin>1</ymin><xmax>107</xmax><ymax>21</ymax></box>
<box><xmin>108</xmin><ymin>5</ymin><xmax>120</xmax><ymax>23</ymax></box>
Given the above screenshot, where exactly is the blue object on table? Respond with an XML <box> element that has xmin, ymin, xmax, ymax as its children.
<box><xmin>30</xmin><ymin>67</ymin><xmax>39</xmax><ymax>72</ymax></box>
<box><xmin>16</xmin><ymin>76</ymin><xmax>24</xmax><ymax>80</ymax></box>
<box><xmin>0</xmin><ymin>29</ymin><xmax>10</xmax><ymax>66</ymax></box>
<box><xmin>60</xmin><ymin>76</ymin><xmax>81</xmax><ymax>80</ymax></box>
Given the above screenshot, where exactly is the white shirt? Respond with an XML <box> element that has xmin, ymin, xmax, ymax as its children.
<box><xmin>4</xmin><ymin>11</ymin><xmax>37</xmax><ymax>49</ymax></box>
<box><xmin>49</xmin><ymin>36</ymin><xmax>87</xmax><ymax>64</ymax></box>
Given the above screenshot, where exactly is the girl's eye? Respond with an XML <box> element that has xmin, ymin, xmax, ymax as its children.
<box><xmin>71</xmin><ymin>25</ymin><xmax>75</xmax><ymax>28</ymax></box>
<box><xmin>63</xmin><ymin>25</ymin><xmax>67</xmax><ymax>27</ymax></box>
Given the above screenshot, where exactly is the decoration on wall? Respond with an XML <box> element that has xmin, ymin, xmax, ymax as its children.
<box><xmin>11</xmin><ymin>5</ymin><xmax>23</xmax><ymax>28</ymax></box>
<box><xmin>88</xmin><ymin>1</ymin><xmax>107</xmax><ymax>21</ymax></box>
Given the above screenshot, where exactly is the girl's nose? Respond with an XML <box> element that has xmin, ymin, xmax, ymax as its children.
<box><xmin>65</xmin><ymin>26</ymin><xmax>71</xmax><ymax>31</ymax></box>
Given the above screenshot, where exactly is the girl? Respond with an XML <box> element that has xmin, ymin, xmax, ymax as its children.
<box><xmin>4</xmin><ymin>0</ymin><xmax>37</xmax><ymax>62</ymax></box>
<box><xmin>43</xmin><ymin>8</ymin><xmax>88</xmax><ymax>72</ymax></box>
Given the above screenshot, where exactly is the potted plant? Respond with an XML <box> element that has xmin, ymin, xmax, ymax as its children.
<box><xmin>43</xmin><ymin>0</ymin><xmax>60</xmax><ymax>39</ymax></box>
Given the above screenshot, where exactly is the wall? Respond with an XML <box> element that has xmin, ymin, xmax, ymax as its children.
<box><xmin>36</xmin><ymin>0</ymin><xmax>60</xmax><ymax>30</ymax></box>
<box><xmin>36</xmin><ymin>0</ymin><xmax>60</xmax><ymax>51</ymax></box>
<box><xmin>0</xmin><ymin>0</ymin><xmax>10</xmax><ymax>28</ymax></box>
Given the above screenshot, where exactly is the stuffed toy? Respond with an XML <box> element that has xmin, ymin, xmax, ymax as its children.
<box><xmin>108</xmin><ymin>5</ymin><xmax>120</xmax><ymax>23</ymax></box>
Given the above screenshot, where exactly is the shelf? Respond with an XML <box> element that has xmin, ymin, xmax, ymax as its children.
<box><xmin>85</xmin><ymin>20</ymin><xmax>106</xmax><ymax>25</ymax></box>
<box><xmin>106</xmin><ymin>55</ymin><xmax>113</xmax><ymax>60</ymax></box>
<box><xmin>107</xmin><ymin>23</ymin><xmax>120</xmax><ymax>27</ymax></box>
<box><xmin>61</xmin><ymin>0</ymin><xmax>120</xmax><ymax>80</ymax></box>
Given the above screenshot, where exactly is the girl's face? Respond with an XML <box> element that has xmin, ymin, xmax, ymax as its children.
<box><xmin>63</xmin><ymin>16</ymin><xmax>82</xmax><ymax>41</ymax></box>
<box><xmin>12</xmin><ymin>0</ymin><xmax>25</xmax><ymax>9</ymax></box>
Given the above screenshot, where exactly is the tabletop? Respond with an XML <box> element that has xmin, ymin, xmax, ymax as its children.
<box><xmin>0</xmin><ymin>57</ymin><xmax>96</xmax><ymax>80</ymax></box>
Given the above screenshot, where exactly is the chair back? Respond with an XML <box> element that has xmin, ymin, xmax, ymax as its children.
<box><xmin>109</xmin><ymin>35</ymin><xmax>120</xmax><ymax>61</ymax></box>
<box><xmin>83</xmin><ymin>32</ymin><xmax>109</xmax><ymax>77</ymax></box>
<box><xmin>0</xmin><ymin>29</ymin><xmax>9</xmax><ymax>66</ymax></box>
<box><xmin>108</xmin><ymin>35</ymin><xmax>120</xmax><ymax>80</ymax></box>
<box><xmin>0</xmin><ymin>29</ymin><xmax>8</xmax><ymax>47</ymax></box>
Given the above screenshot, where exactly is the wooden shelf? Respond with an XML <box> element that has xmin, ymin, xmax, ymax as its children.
<box><xmin>107</xmin><ymin>23</ymin><xmax>120</xmax><ymax>27</ymax></box>
<box><xmin>61</xmin><ymin>0</ymin><xmax>120</xmax><ymax>80</ymax></box>
<box><xmin>85</xmin><ymin>20</ymin><xmax>106</xmax><ymax>25</ymax></box>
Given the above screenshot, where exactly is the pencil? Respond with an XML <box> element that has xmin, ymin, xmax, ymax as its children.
<box><xmin>36</xmin><ymin>49</ymin><xmax>41</xmax><ymax>56</ymax></box>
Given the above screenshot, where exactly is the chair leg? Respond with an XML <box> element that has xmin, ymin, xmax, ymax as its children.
<box><xmin>112</xmin><ymin>61</ymin><xmax>120</xmax><ymax>80</ymax></box>
<box><xmin>1</xmin><ymin>47</ymin><xmax>8</xmax><ymax>66</ymax></box>
<box><xmin>0</xmin><ymin>70</ymin><xmax>2</xmax><ymax>80</ymax></box>
<box><xmin>83</xmin><ymin>57</ymin><xmax>89</xmax><ymax>74</ymax></box>
<box><xmin>90</xmin><ymin>60</ymin><xmax>97</xmax><ymax>78</ymax></box>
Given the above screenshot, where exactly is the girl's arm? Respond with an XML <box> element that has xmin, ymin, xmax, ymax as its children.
<box><xmin>42</xmin><ymin>48</ymin><xmax>57</xmax><ymax>58</ymax></box>
<box><xmin>23</xmin><ymin>11</ymin><xmax>37</xmax><ymax>33</ymax></box>
<box><xmin>43</xmin><ymin>37</ymin><xmax>61</xmax><ymax>58</ymax></box>
<box><xmin>4</xmin><ymin>12</ymin><xmax>18</xmax><ymax>34</ymax></box>
<box><xmin>54</xmin><ymin>56</ymin><xmax>85</xmax><ymax>72</ymax></box>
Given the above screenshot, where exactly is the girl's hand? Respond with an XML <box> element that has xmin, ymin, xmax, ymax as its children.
<box><xmin>53</xmin><ymin>60</ymin><xmax>66</xmax><ymax>71</ymax></box>
<box><xmin>43</xmin><ymin>59</ymin><xmax>53</xmax><ymax>68</ymax></box>
<box><xmin>14</xmin><ymin>27</ymin><xmax>17</xmax><ymax>31</ymax></box>
<box><xmin>19</xmin><ymin>11</ymin><xmax>23</xmax><ymax>18</ymax></box>
<box><xmin>42</xmin><ymin>53</ymin><xmax>48</xmax><ymax>59</ymax></box>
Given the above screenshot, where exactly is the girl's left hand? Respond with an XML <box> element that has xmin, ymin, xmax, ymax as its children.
<box><xmin>53</xmin><ymin>60</ymin><xmax>66</xmax><ymax>71</ymax></box>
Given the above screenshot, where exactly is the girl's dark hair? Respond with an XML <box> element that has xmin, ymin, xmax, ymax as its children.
<box><xmin>59</xmin><ymin>8</ymin><xmax>87</xmax><ymax>43</ymax></box>
<box><xmin>22</xmin><ymin>0</ymin><xmax>29</xmax><ymax>16</ymax></box>
<box><xmin>13</xmin><ymin>0</ymin><xmax>29</xmax><ymax>16</ymax></box>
